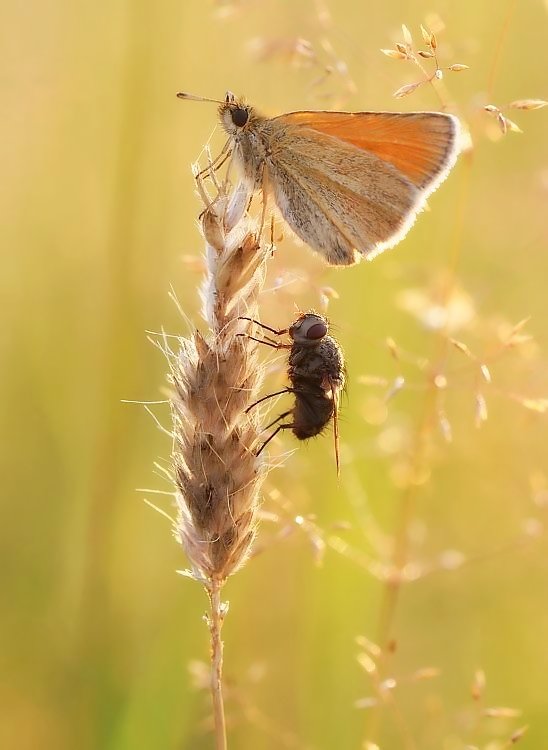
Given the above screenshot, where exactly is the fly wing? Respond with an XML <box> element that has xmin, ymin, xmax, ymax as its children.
<box><xmin>330</xmin><ymin>378</ymin><xmax>342</xmax><ymax>477</ymax></box>
<box><xmin>266</xmin><ymin>126</ymin><xmax>423</xmax><ymax>264</ymax></box>
<box><xmin>274</xmin><ymin>110</ymin><xmax>459</xmax><ymax>191</ymax></box>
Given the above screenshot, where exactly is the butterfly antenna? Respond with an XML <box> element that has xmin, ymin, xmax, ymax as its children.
<box><xmin>176</xmin><ymin>92</ymin><xmax>225</xmax><ymax>104</ymax></box>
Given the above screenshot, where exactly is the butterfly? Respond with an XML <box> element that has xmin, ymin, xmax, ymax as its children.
<box><xmin>178</xmin><ymin>91</ymin><xmax>460</xmax><ymax>265</ymax></box>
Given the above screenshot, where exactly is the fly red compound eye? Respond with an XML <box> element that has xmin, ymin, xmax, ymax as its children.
<box><xmin>305</xmin><ymin>322</ymin><xmax>328</xmax><ymax>340</ymax></box>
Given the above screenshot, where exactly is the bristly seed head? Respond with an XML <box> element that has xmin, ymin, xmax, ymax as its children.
<box><xmin>169</xmin><ymin>175</ymin><xmax>269</xmax><ymax>582</ymax></box>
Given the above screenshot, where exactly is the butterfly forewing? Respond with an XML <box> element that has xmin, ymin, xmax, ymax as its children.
<box><xmin>274</xmin><ymin>110</ymin><xmax>459</xmax><ymax>190</ymax></box>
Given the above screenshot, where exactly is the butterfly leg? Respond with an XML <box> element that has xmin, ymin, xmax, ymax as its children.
<box><xmin>269</xmin><ymin>214</ymin><xmax>276</xmax><ymax>257</ymax></box>
<box><xmin>194</xmin><ymin>138</ymin><xmax>232</xmax><ymax>180</ymax></box>
<box><xmin>258</xmin><ymin>163</ymin><xmax>270</xmax><ymax>238</ymax></box>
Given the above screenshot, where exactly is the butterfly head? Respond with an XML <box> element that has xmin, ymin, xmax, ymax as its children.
<box><xmin>218</xmin><ymin>92</ymin><xmax>255</xmax><ymax>136</ymax></box>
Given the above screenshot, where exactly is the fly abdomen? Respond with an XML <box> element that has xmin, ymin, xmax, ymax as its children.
<box><xmin>291</xmin><ymin>386</ymin><xmax>334</xmax><ymax>440</ymax></box>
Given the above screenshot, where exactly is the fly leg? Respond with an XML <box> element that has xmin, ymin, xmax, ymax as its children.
<box><xmin>238</xmin><ymin>317</ymin><xmax>288</xmax><ymax>337</ymax></box>
<box><xmin>239</xmin><ymin>334</ymin><xmax>290</xmax><ymax>349</ymax></box>
<box><xmin>237</xmin><ymin>317</ymin><xmax>291</xmax><ymax>349</ymax></box>
<box><xmin>245</xmin><ymin>390</ymin><xmax>296</xmax><ymax>414</ymax></box>
<box><xmin>255</xmin><ymin>410</ymin><xmax>294</xmax><ymax>457</ymax></box>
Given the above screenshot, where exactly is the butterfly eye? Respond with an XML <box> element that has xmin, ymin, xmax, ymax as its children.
<box><xmin>231</xmin><ymin>107</ymin><xmax>249</xmax><ymax>127</ymax></box>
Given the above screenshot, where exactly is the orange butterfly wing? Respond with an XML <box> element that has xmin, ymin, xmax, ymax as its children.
<box><xmin>274</xmin><ymin>110</ymin><xmax>459</xmax><ymax>190</ymax></box>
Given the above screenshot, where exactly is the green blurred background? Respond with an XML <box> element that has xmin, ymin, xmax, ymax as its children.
<box><xmin>2</xmin><ymin>1</ymin><xmax>548</xmax><ymax>748</ymax></box>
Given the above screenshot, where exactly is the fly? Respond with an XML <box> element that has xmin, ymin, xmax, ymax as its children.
<box><xmin>241</xmin><ymin>312</ymin><xmax>346</xmax><ymax>474</ymax></box>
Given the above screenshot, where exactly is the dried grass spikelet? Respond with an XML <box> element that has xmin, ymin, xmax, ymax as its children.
<box><xmin>169</xmin><ymin>175</ymin><xmax>269</xmax><ymax>584</ymax></box>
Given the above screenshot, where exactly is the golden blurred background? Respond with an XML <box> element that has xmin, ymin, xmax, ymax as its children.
<box><xmin>2</xmin><ymin>1</ymin><xmax>548</xmax><ymax>748</ymax></box>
